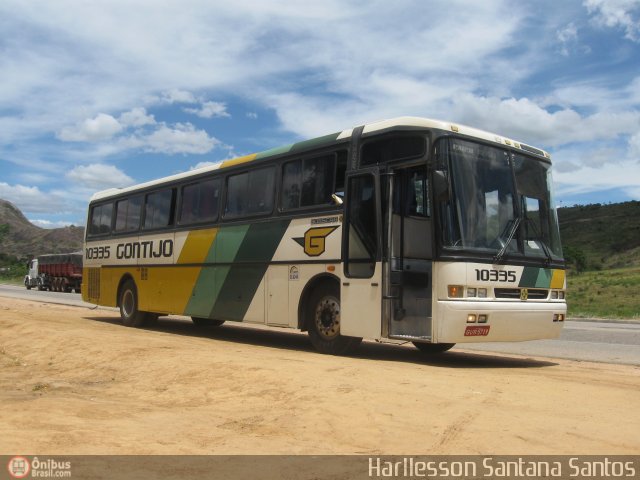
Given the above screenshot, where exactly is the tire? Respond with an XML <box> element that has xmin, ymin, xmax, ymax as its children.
<box><xmin>191</xmin><ymin>317</ymin><xmax>225</xmax><ymax>328</ymax></box>
<box><xmin>118</xmin><ymin>279</ymin><xmax>153</xmax><ymax>327</ymax></box>
<box><xmin>413</xmin><ymin>342</ymin><xmax>455</xmax><ymax>354</ymax></box>
<box><xmin>307</xmin><ymin>282</ymin><xmax>362</xmax><ymax>355</ymax></box>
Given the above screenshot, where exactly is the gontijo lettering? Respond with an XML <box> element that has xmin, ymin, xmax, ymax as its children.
<box><xmin>116</xmin><ymin>240</ymin><xmax>173</xmax><ymax>259</ymax></box>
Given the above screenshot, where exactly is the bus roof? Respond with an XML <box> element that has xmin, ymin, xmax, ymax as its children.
<box><xmin>89</xmin><ymin>116</ymin><xmax>550</xmax><ymax>202</ymax></box>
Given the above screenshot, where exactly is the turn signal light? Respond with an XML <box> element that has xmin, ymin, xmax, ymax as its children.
<box><xmin>448</xmin><ymin>285</ymin><xmax>464</xmax><ymax>298</ymax></box>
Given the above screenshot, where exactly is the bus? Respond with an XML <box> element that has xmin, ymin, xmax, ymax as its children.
<box><xmin>82</xmin><ymin>117</ymin><xmax>566</xmax><ymax>355</ymax></box>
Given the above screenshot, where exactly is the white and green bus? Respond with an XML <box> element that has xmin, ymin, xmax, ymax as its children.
<box><xmin>82</xmin><ymin>117</ymin><xmax>566</xmax><ymax>354</ymax></box>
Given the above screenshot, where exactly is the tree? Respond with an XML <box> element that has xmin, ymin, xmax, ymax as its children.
<box><xmin>564</xmin><ymin>245</ymin><xmax>587</xmax><ymax>273</ymax></box>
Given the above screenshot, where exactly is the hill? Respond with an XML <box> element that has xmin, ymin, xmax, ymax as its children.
<box><xmin>557</xmin><ymin>201</ymin><xmax>640</xmax><ymax>270</ymax></box>
<box><xmin>0</xmin><ymin>199</ymin><xmax>84</xmax><ymax>259</ymax></box>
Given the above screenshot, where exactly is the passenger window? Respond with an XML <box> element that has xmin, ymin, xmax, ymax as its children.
<box><xmin>144</xmin><ymin>189</ymin><xmax>176</xmax><ymax>229</ymax></box>
<box><xmin>361</xmin><ymin>135</ymin><xmax>426</xmax><ymax>166</ymax></box>
<box><xmin>281</xmin><ymin>154</ymin><xmax>336</xmax><ymax>210</ymax></box>
<box><xmin>114</xmin><ymin>196</ymin><xmax>142</xmax><ymax>232</ymax></box>
<box><xmin>225</xmin><ymin>167</ymin><xmax>275</xmax><ymax>218</ymax></box>
<box><xmin>89</xmin><ymin>203</ymin><xmax>113</xmax><ymax>235</ymax></box>
<box><xmin>179</xmin><ymin>178</ymin><xmax>221</xmax><ymax>225</ymax></box>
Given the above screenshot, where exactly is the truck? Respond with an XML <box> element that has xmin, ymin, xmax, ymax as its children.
<box><xmin>24</xmin><ymin>253</ymin><xmax>83</xmax><ymax>293</ymax></box>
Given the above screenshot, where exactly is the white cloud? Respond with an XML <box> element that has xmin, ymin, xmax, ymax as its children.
<box><xmin>246</xmin><ymin>112</ymin><xmax>258</xmax><ymax>119</ymax></box>
<box><xmin>556</xmin><ymin>22</ymin><xmax>579</xmax><ymax>56</ymax></box>
<box><xmin>66</xmin><ymin>164</ymin><xmax>134</xmax><ymax>190</ymax></box>
<box><xmin>629</xmin><ymin>131</ymin><xmax>640</xmax><ymax>157</ymax></box>
<box><xmin>0</xmin><ymin>182</ymin><xmax>67</xmax><ymax>214</ymax></box>
<box><xmin>585</xmin><ymin>0</ymin><xmax>640</xmax><ymax>41</ymax></box>
<box><xmin>0</xmin><ymin>0</ymin><xmax>638</xmax><ymax>211</ymax></box>
<box><xmin>119</xmin><ymin>107</ymin><xmax>156</xmax><ymax>127</ymax></box>
<box><xmin>30</xmin><ymin>219</ymin><xmax>75</xmax><ymax>229</ymax></box>
<box><xmin>156</xmin><ymin>89</ymin><xmax>198</xmax><ymax>105</ymax></box>
<box><xmin>555</xmin><ymin>159</ymin><xmax>640</xmax><ymax>196</ymax></box>
<box><xmin>58</xmin><ymin>113</ymin><xmax>123</xmax><ymax>142</ymax></box>
<box><xmin>184</xmin><ymin>101</ymin><xmax>230</xmax><ymax>119</ymax></box>
<box><xmin>141</xmin><ymin>123</ymin><xmax>220</xmax><ymax>155</ymax></box>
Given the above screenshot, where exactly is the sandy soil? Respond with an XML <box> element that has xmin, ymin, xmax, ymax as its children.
<box><xmin>1</xmin><ymin>296</ymin><xmax>639</xmax><ymax>455</ymax></box>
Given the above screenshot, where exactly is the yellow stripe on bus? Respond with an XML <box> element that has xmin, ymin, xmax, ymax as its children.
<box><xmin>220</xmin><ymin>153</ymin><xmax>257</xmax><ymax>168</ymax></box>
<box><xmin>550</xmin><ymin>269</ymin><xmax>566</xmax><ymax>289</ymax></box>
<box><xmin>177</xmin><ymin>228</ymin><xmax>218</xmax><ymax>264</ymax></box>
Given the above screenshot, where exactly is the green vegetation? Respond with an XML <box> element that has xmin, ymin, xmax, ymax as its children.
<box><xmin>0</xmin><ymin>253</ymin><xmax>26</xmax><ymax>284</ymax></box>
<box><xmin>558</xmin><ymin>201</ymin><xmax>640</xmax><ymax>270</ymax></box>
<box><xmin>567</xmin><ymin>267</ymin><xmax>640</xmax><ymax>319</ymax></box>
<box><xmin>558</xmin><ymin>201</ymin><xmax>640</xmax><ymax>320</ymax></box>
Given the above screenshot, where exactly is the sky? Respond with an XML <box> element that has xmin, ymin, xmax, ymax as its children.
<box><xmin>1</xmin><ymin>0</ymin><xmax>639</xmax><ymax>228</ymax></box>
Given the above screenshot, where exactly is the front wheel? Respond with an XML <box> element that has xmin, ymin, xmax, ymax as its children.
<box><xmin>307</xmin><ymin>282</ymin><xmax>362</xmax><ymax>355</ymax></box>
<box><xmin>413</xmin><ymin>342</ymin><xmax>455</xmax><ymax>354</ymax></box>
<box><xmin>119</xmin><ymin>279</ymin><xmax>153</xmax><ymax>327</ymax></box>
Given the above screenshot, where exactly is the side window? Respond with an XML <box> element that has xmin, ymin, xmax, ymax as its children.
<box><xmin>225</xmin><ymin>167</ymin><xmax>275</xmax><ymax>218</ymax></box>
<box><xmin>281</xmin><ymin>154</ymin><xmax>336</xmax><ymax>210</ymax></box>
<box><xmin>179</xmin><ymin>178</ymin><xmax>221</xmax><ymax>225</ymax></box>
<box><xmin>345</xmin><ymin>174</ymin><xmax>378</xmax><ymax>278</ymax></box>
<box><xmin>407</xmin><ymin>169</ymin><xmax>429</xmax><ymax>217</ymax></box>
<box><xmin>361</xmin><ymin>135</ymin><xmax>426</xmax><ymax>166</ymax></box>
<box><xmin>115</xmin><ymin>196</ymin><xmax>142</xmax><ymax>232</ymax></box>
<box><xmin>144</xmin><ymin>188</ymin><xmax>176</xmax><ymax>229</ymax></box>
<box><xmin>281</xmin><ymin>161</ymin><xmax>302</xmax><ymax>210</ymax></box>
<box><xmin>89</xmin><ymin>203</ymin><xmax>113</xmax><ymax>236</ymax></box>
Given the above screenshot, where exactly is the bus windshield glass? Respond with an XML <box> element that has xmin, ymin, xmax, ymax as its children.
<box><xmin>436</xmin><ymin>138</ymin><xmax>563</xmax><ymax>261</ymax></box>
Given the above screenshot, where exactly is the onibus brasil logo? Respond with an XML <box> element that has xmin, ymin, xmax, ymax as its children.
<box><xmin>7</xmin><ymin>457</ymin><xmax>30</xmax><ymax>479</ymax></box>
<box><xmin>7</xmin><ymin>456</ymin><xmax>72</xmax><ymax>478</ymax></box>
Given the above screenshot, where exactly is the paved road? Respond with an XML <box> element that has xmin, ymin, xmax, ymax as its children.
<box><xmin>1</xmin><ymin>283</ymin><xmax>639</xmax><ymax>365</ymax></box>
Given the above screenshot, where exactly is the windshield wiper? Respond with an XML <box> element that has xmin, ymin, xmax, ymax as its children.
<box><xmin>494</xmin><ymin>217</ymin><xmax>521</xmax><ymax>263</ymax></box>
<box><xmin>523</xmin><ymin>217</ymin><xmax>553</xmax><ymax>265</ymax></box>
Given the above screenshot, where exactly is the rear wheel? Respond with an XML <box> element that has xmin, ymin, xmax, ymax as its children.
<box><xmin>191</xmin><ymin>317</ymin><xmax>225</xmax><ymax>328</ymax></box>
<box><xmin>413</xmin><ymin>342</ymin><xmax>455</xmax><ymax>354</ymax></box>
<box><xmin>307</xmin><ymin>282</ymin><xmax>362</xmax><ymax>355</ymax></box>
<box><xmin>119</xmin><ymin>279</ymin><xmax>153</xmax><ymax>327</ymax></box>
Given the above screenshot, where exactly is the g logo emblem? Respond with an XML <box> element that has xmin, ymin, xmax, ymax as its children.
<box><xmin>520</xmin><ymin>288</ymin><xmax>529</xmax><ymax>301</ymax></box>
<box><xmin>294</xmin><ymin>226</ymin><xmax>338</xmax><ymax>257</ymax></box>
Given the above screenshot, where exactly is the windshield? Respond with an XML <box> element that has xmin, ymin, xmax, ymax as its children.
<box><xmin>436</xmin><ymin>138</ymin><xmax>563</xmax><ymax>261</ymax></box>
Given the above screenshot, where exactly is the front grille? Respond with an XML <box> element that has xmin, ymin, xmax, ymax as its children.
<box><xmin>494</xmin><ymin>288</ymin><xmax>548</xmax><ymax>300</ymax></box>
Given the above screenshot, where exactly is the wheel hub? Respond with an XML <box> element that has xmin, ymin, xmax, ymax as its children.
<box><xmin>315</xmin><ymin>296</ymin><xmax>340</xmax><ymax>339</ymax></box>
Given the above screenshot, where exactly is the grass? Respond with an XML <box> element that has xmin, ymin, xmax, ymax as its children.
<box><xmin>0</xmin><ymin>274</ymin><xmax>24</xmax><ymax>286</ymax></box>
<box><xmin>567</xmin><ymin>266</ymin><xmax>640</xmax><ymax>320</ymax></box>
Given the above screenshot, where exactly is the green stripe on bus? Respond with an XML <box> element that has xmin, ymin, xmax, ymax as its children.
<box><xmin>289</xmin><ymin>132</ymin><xmax>341</xmax><ymax>153</ymax></box>
<box><xmin>185</xmin><ymin>225</ymin><xmax>250</xmax><ymax>318</ymax></box>
<box><xmin>210</xmin><ymin>219</ymin><xmax>290</xmax><ymax>321</ymax></box>
<box><xmin>255</xmin><ymin>144</ymin><xmax>294</xmax><ymax>160</ymax></box>
<box><xmin>534</xmin><ymin>268</ymin><xmax>553</xmax><ymax>288</ymax></box>
<box><xmin>519</xmin><ymin>267</ymin><xmax>553</xmax><ymax>288</ymax></box>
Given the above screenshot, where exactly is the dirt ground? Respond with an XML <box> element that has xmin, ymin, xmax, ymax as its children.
<box><xmin>1</xmin><ymin>296</ymin><xmax>639</xmax><ymax>455</ymax></box>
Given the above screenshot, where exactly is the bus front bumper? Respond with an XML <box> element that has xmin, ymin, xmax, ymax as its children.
<box><xmin>434</xmin><ymin>300</ymin><xmax>566</xmax><ymax>344</ymax></box>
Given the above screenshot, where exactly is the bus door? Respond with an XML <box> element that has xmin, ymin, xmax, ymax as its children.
<box><xmin>385</xmin><ymin>165</ymin><xmax>433</xmax><ymax>340</ymax></box>
<box><xmin>340</xmin><ymin>169</ymin><xmax>383</xmax><ymax>339</ymax></box>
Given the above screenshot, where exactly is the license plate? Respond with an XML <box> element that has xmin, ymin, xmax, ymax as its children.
<box><xmin>464</xmin><ymin>325</ymin><xmax>490</xmax><ymax>337</ymax></box>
